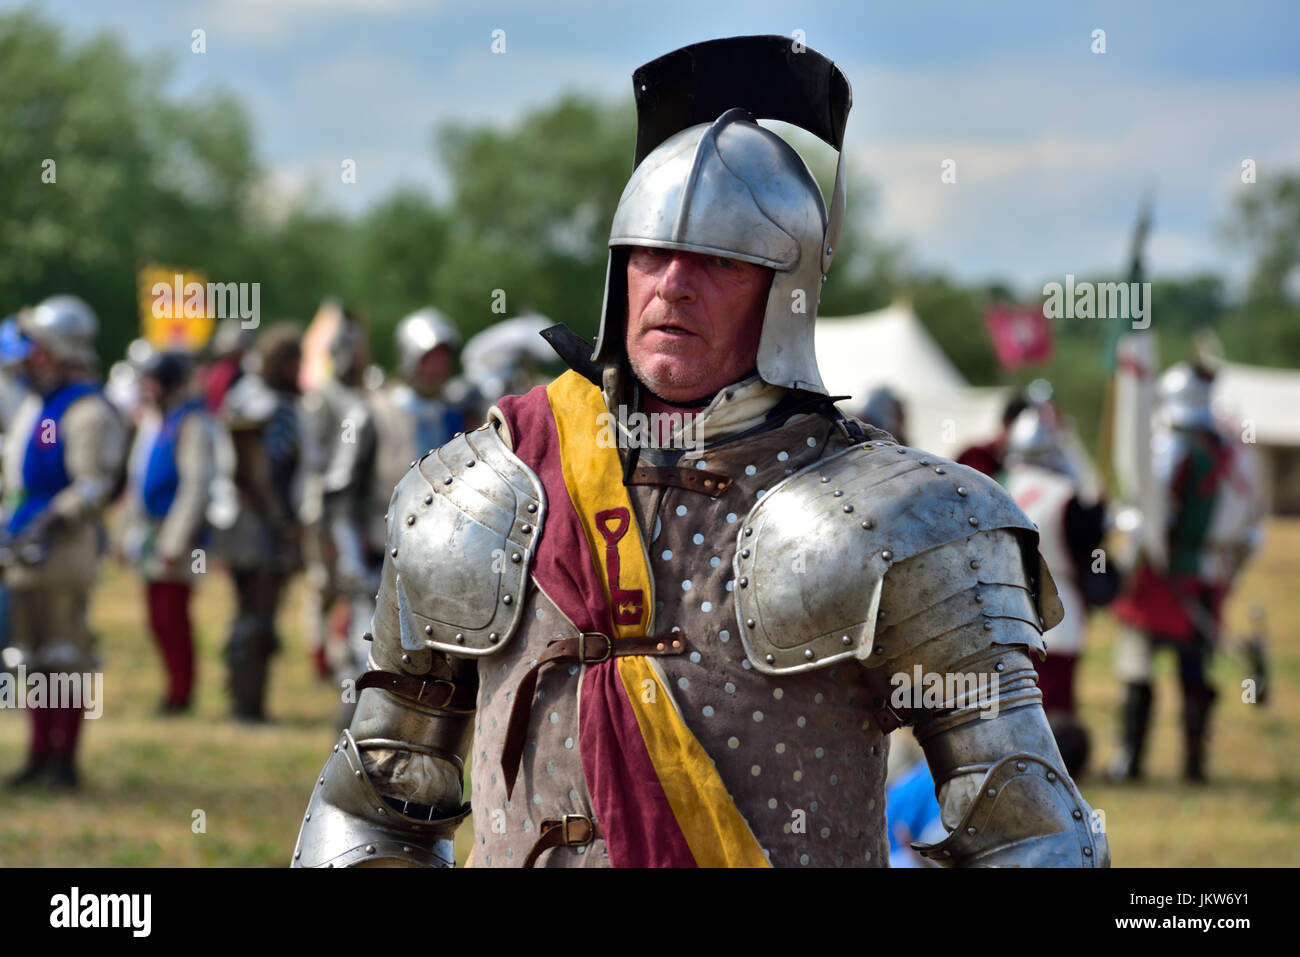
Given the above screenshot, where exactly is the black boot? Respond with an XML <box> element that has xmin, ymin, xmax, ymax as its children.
<box><xmin>1183</xmin><ymin>684</ymin><xmax>1217</xmax><ymax>784</ymax></box>
<box><xmin>5</xmin><ymin>753</ymin><xmax>49</xmax><ymax>788</ymax></box>
<box><xmin>1110</xmin><ymin>682</ymin><xmax>1153</xmax><ymax>782</ymax></box>
<box><xmin>43</xmin><ymin>753</ymin><xmax>79</xmax><ymax>790</ymax></box>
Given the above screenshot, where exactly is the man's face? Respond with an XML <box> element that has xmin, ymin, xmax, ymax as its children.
<box><xmin>412</xmin><ymin>344</ymin><xmax>453</xmax><ymax>396</ymax></box>
<box><xmin>624</xmin><ymin>246</ymin><xmax>772</xmax><ymax>403</ymax></box>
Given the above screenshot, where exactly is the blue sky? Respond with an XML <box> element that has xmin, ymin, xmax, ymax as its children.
<box><xmin>10</xmin><ymin>0</ymin><xmax>1300</xmax><ymax>293</ymax></box>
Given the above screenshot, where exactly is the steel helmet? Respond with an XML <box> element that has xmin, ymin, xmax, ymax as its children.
<box><xmin>20</xmin><ymin>294</ymin><xmax>99</xmax><ymax>367</ymax></box>
<box><xmin>1158</xmin><ymin>362</ymin><xmax>1215</xmax><ymax>431</ymax></box>
<box><xmin>394</xmin><ymin>307</ymin><xmax>461</xmax><ymax>383</ymax></box>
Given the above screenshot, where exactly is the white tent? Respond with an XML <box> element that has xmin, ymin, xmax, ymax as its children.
<box><xmin>1213</xmin><ymin>361</ymin><xmax>1300</xmax><ymax>513</ymax></box>
<box><xmin>814</xmin><ymin>302</ymin><xmax>1011</xmax><ymax>458</ymax></box>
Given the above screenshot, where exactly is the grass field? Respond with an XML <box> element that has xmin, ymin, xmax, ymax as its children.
<box><xmin>1</xmin><ymin>517</ymin><xmax>1296</xmax><ymax>867</ymax></box>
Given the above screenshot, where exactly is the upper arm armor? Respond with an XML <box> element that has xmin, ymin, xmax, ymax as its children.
<box><xmin>384</xmin><ymin>423</ymin><xmax>545</xmax><ymax>658</ymax></box>
<box><xmin>734</xmin><ymin>439</ymin><xmax>1062</xmax><ymax>675</ymax></box>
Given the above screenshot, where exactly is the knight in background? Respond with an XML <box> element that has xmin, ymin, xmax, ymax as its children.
<box><xmin>293</xmin><ymin>36</ymin><xmax>1108</xmax><ymax>868</ymax></box>
<box><xmin>2</xmin><ymin>295</ymin><xmax>126</xmax><ymax>789</ymax></box>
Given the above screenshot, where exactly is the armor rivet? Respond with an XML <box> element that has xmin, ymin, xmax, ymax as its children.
<box><xmin>766</xmin><ymin>654</ymin><xmax>775</xmax><ymax>664</ymax></box>
<box><xmin>319</xmin><ymin>777</ymin><xmax>325</xmax><ymax>785</ymax></box>
<box><xmin>672</xmin><ymin>640</ymin><xmax>681</xmax><ymax>649</ymax></box>
<box><xmin>403</xmin><ymin>846</ymin><xmax>411</xmax><ymax>853</ymax></box>
<box><xmin>656</xmin><ymin>642</ymin><xmax>665</xmax><ymax>651</ymax></box>
<box><xmin>305</xmin><ymin>813</ymin><xmax>311</xmax><ymax>821</ymax></box>
<box><xmin>391</xmin><ymin>548</ymin><xmax>398</xmax><ymax>558</ymax></box>
<box><xmin>741</xmin><ymin>549</ymin><xmax>750</xmax><ymax>559</ymax></box>
<box><xmin>366</xmin><ymin>845</ymin><xmax>376</xmax><ymax>854</ymax></box>
<box><xmin>843</xmin><ymin>505</ymin><xmax>853</xmax><ymax>513</ymax></box>
<box><xmin>424</xmin><ymin>494</ymin><xmax>433</xmax><ymax>505</ymax></box>
<box><xmin>820</xmin><ymin>476</ymin><xmax>829</xmax><ymax>483</ymax></box>
<box><xmin>739</xmin><ymin>578</ymin><xmax>748</xmax><ymax>588</ymax></box>
<box><xmin>974</xmin><ymin>594</ymin><xmax>983</xmax><ymax>603</ymax></box>
<box><xmin>969</xmin><ymin>516</ymin><xmax>979</xmax><ymax>526</ymax></box>
<box><xmin>406</xmin><ymin>515</ymin><xmax>415</xmax><ymax>526</ymax></box>
<box><xmin>920</xmin><ymin>460</ymin><xmax>930</xmax><ymax>466</ymax></box>
<box><xmin>935</xmin><ymin>467</ymin><xmax>945</xmax><ymax>475</ymax></box>
<box><xmin>833</xmin><ymin>490</ymin><xmax>843</xmax><ymax>497</ymax></box>
<box><xmin>455</xmin><ymin>633</ymin><xmax>465</xmax><ymax>643</ymax></box>
<box><xmin>521</xmin><ymin>524</ymin><xmax>533</xmax><ymax>534</ymax></box>
<box><xmin>804</xmin><ymin>649</ymin><xmax>815</xmax><ymax>661</ymax></box>
<box><xmin>443</xmin><ymin>477</ymin><xmax>452</xmax><ymax>485</ymax></box>
<box><xmin>503</xmin><ymin>595</ymin><xmax>512</xmax><ymax>605</ymax></box>
<box><xmin>1083</xmin><ymin>847</ymin><xmax>1093</xmax><ymax>857</ymax></box>
<box><xmin>957</xmin><ymin>486</ymin><xmax>967</xmax><ymax>496</ymax></box>
<box><xmin>987</xmin><ymin>787</ymin><xmax>996</xmax><ymax>797</ymax></box>
<box><xmin>1072</xmin><ymin>810</ymin><xmax>1083</xmax><ymax>820</ymax></box>
<box><xmin>409</xmin><ymin>460</ymin><xmax>416</xmax><ymax>469</ymax></box>
<box><xmin>294</xmin><ymin>850</ymin><xmax>301</xmax><ymax>860</ymax></box>
<box><xmin>842</xmin><ymin>635</ymin><xmax>852</xmax><ymax>646</ymax></box>
<box><xmin>966</xmin><ymin>826</ymin><xmax>977</xmax><ymax>836</ymax></box>
<box><xmin>355</xmin><ymin>770</ymin><xmax>363</xmax><ymax>778</ymax></box>
<box><xmin>969</xmin><ymin>560</ymin><xmax>980</xmax><ymax>570</ymax></box>
<box><xmin>881</xmin><ymin>549</ymin><xmax>893</xmax><ymax>561</ymax></box>
<box><xmin>332</xmin><ymin>745</ymin><xmax>339</xmax><ymax>752</ymax></box>
<box><xmin>402</xmin><ymin>654</ymin><xmax>411</xmax><ymax>664</ymax></box>
<box><xmin>874</xmin><ymin>647</ymin><xmax>884</xmax><ymax>655</ymax></box>
<box><xmin>527</xmin><ymin>503</ymin><xmax>537</xmax><ymax>513</ymax></box>
<box><xmin>424</xmin><ymin>624</ymin><xmax>433</xmax><ymax>635</ymax></box>
<box><xmin>897</xmin><ymin>448</ymin><xmax>906</xmax><ymax>454</ymax></box>
<box><xmin>942</xmin><ymin>850</ymin><xmax>951</xmax><ymax>858</ymax></box>
<box><xmin>363</xmin><ymin>632</ymin><xmax>373</xmax><ymax>642</ymax></box>
<box><xmin>746</xmin><ymin>618</ymin><xmax>756</xmax><ymax>628</ymax></box>
<box><xmin>378</xmin><ymin>807</ymin><xmax>386</xmax><ymax>815</ymax></box>
<box><xmin>1047</xmin><ymin>771</ymin><xmax>1057</xmax><ymax>782</ymax></box>
<box><xmin>1016</xmin><ymin>761</ymin><xmax>1027</xmax><ymax>772</ymax></box>
<box><xmin>511</xmin><ymin>553</ymin><xmax>521</xmax><ymax>563</ymax></box>
<box><xmin>995</xmin><ymin>662</ymin><xmax>1004</xmax><ymax>672</ymax></box>
<box><xmin>983</xmin><ymin>622</ymin><xmax>992</xmax><ymax>631</ymax></box>
<box><xmin>489</xmin><ymin>633</ymin><xmax>500</xmax><ymax>643</ymax></box>
<box><xmin>861</xmin><ymin>519</ymin><xmax>873</xmax><ymax>529</ymax></box>
<box><xmin>744</xmin><ymin>527</ymin><xmax>753</xmax><ymax>537</ymax></box>
<box><xmin>466</xmin><ymin>460</ymin><xmax>475</xmax><ymax>467</ymax></box>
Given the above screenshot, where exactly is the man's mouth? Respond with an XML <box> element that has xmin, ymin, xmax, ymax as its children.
<box><xmin>649</xmin><ymin>323</ymin><xmax>696</xmax><ymax>338</ymax></box>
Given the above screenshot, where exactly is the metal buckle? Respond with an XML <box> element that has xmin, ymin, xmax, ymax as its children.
<box><xmin>577</xmin><ymin>632</ymin><xmax>613</xmax><ymax>665</ymax></box>
<box><xmin>559</xmin><ymin>814</ymin><xmax>594</xmax><ymax>847</ymax></box>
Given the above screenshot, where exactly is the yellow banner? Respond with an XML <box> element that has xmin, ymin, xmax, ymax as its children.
<box><xmin>138</xmin><ymin>265</ymin><xmax>215</xmax><ymax>350</ymax></box>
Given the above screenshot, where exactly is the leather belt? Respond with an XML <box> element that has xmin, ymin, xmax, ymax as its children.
<box><xmin>502</xmin><ymin>631</ymin><xmax>688</xmax><ymax>798</ymax></box>
<box><xmin>355</xmin><ymin>670</ymin><xmax>477</xmax><ymax>712</ymax></box>
<box><xmin>628</xmin><ymin>465</ymin><xmax>733</xmax><ymax>498</ymax></box>
<box><xmin>521</xmin><ymin>814</ymin><xmax>603</xmax><ymax>868</ymax></box>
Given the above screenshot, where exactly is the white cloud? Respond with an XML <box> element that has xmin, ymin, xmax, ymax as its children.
<box><xmin>195</xmin><ymin>0</ymin><xmax>435</xmax><ymax>42</ymax></box>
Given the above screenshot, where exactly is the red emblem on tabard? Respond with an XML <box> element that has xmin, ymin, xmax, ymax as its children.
<box><xmin>595</xmin><ymin>508</ymin><xmax>644</xmax><ymax>625</ymax></box>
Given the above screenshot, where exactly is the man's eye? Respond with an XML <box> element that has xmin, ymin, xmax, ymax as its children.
<box><xmin>713</xmin><ymin>256</ymin><xmax>738</xmax><ymax>270</ymax></box>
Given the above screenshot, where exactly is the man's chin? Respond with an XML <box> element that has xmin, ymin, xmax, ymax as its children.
<box><xmin>629</xmin><ymin>357</ymin><xmax>713</xmax><ymax>402</ymax></box>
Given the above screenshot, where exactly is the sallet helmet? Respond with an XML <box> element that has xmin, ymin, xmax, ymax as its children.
<box><xmin>394</xmin><ymin>307</ymin><xmax>461</xmax><ymax>384</ymax></box>
<box><xmin>591</xmin><ymin>36</ymin><xmax>852</xmax><ymax>396</ymax></box>
<box><xmin>1157</xmin><ymin>361</ymin><xmax>1215</xmax><ymax>431</ymax></box>
<box><xmin>20</xmin><ymin>294</ymin><xmax>99</xmax><ymax>367</ymax></box>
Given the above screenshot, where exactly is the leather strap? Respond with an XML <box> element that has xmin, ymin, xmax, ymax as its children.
<box><xmin>628</xmin><ymin>465</ymin><xmax>733</xmax><ymax>498</ymax></box>
<box><xmin>502</xmin><ymin>632</ymin><xmax>688</xmax><ymax>798</ymax></box>
<box><xmin>355</xmin><ymin>670</ymin><xmax>478</xmax><ymax>713</ymax></box>
<box><xmin>521</xmin><ymin>814</ymin><xmax>603</xmax><ymax>868</ymax></box>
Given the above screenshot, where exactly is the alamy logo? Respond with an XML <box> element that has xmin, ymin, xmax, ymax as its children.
<box><xmin>151</xmin><ymin>273</ymin><xmax>259</xmax><ymax>328</ymax></box>
<box><xmin>595</xmin><ymin>405</ymin><xmax>704</xmax><ymax>451</ymax></box>
<box><xmin>49</xmin><ymin>887</ymin><xmax>151</xmax><ymax>937</ymax></box>
<box><xmin>1042</xmin><ymin>274</ymin><xmax>1151</xmax><ymax>329</ymax></box>
<box><xmin>889</xmin><ymin>665</ymin><xmax>1001</xmax><ymax>719</ymax></box>
<box><xmin>0</xmin><ymin>667</ymin><xmax>103</xmax><ymax>718</ymax></box>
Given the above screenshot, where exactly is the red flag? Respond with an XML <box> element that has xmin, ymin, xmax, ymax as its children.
<box><xmin>984</xmin><ymin>303</ymin><xmax>1054</xmax><ymax>370</ymax></box>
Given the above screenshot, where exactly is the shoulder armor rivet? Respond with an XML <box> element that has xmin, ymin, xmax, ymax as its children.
<box><xmin>304</xmin><ymin>813</ymin><xmax>311</xmax><ymax>821</ymax></box>
<box><xmin>1016</xmin><ymin>761</ymin><xmax>1027</xmax><ymax>772</ymax></box>
<box><xmin>983</xmin><ymin>622</ymin><xmax>992</xmax><ymax>631</ymax></box>
<box><xmin>391</xmin><ymin>547</ymin><xmax>398</xmax><ymax>557</ymax></box>
<box><xmin>966</xmin><ymin>826</ymin><xmax>977</xmax><ymax>836</ymax></box>
<box><xmin>987</xmin><ymin>787</ymin><xmax>996</xmax><ymax>796</ymax></box>
<box><xmin>377</xmin><ymin>807</ymin><xmax>386</xmax><ymax>815</ymax></box>
<box><xmin>409</xmin><ymin>460</ymin><xmax>416</xmax><ymax>469</ymax></box>
<box><xmin>874</xmin><ymin>647</ymin><xmax>884</xmax><ymax>655</ymax></box>
<box><xmin>511</xmin><ymin>553</ymin><xmax>522</xmax><ymax>563</ymax></box>
<box><xmin>804</xmin><ymin>649</ymin><xmax>815</xmax><ymax>660</ymax></box>
<box><xmin>1072</xmin><ymin>809</ymin><xmax>1083</xmax><ymax>819</ymax></box>
<box><xmin>527</xmin><ymin>503</ymin><xmax>537</xmax><ymax>513</ymax></box>
<box><xmin>466</xmin><ymin>460</ymin><xmax>475</xmax><ymax>467</ymax></box>
<box><xmin>969</xmin><ymin>559</ymin><xmax>980</xmax><ymax>570</ymax></box>
<box><xmin>833</xmin><ymin>489</ymin><xmax>843</xmax><ymax>497</ymax></box>
<box><xmin>841</xmin><ymin>635</ymin><xmax>852</xmax><ymax>646</ymax></box>
<box><xmin>424</xmin><ymin>624</ymin><xmax>433</xmax><ymax>636</ymax></box>
<box><xmin>443</xmin><ymin>477</ymin><xmax>452</xmax><ymax>486</ymax></box>
<box><xmin>1046</xmin><ymin>771</ymin><xmax>1057</xmax><ymax>782</ymax></box>
<box><xmin>974</xmin><ymin>593</ymin><xmax>983</xmax><ymax>603</ymax></box>
<box><xmin>881</xmin><ymin>549</ymin><xmax>893</xmax><ymax>561</ymax></box>
<box><xmin>820</xmin><ymin>476</ymin><xmax>829</xmax><ymax>483</ymax></box>
<box><xmin>355</xmin><ymin>769</ymin><xmax>363</xmax><ymax>778</ymax></box>
<box><xmin>861</xmin><ymin>519</ymin><xmax>873</xmax><ymax>529</ymax></box>
<box><xmin>363</xmin><ymin>632</ymin><xmax>373</xmax><ymax>642</ymax></box>
<box><xmin>1038</xmin><ymin>616</ymin><xmax>1044</xmax><ymax>625</ymax></box>
<box><xmin>319</xmin><ymin>777</ymin><xmax>325</xmax><ymax>785</ymax></box>
<box><xmin>294</xmin><ymin>850</ymin><xmax>301</xmax><ymax>860</ymax></box>
<box><xmin>489</xmin><ymin>633</ymin><xmax>500</xmax><ymax>643</ymax></box>
<box><xmin>365</xmin><ymin>845</ymin><xmax>376</xmax><ymax>854</ymax></box>
<box><xmin>454</xmin><ymin>432</ymin><xmax>463</xmax><ymax>438</ymax></box>
<box><xmin>1083</xmin><ymin>847</ymin><xmax>1093</xmax><ymax>857</ymax></box>
<box><xmin>995</xmin><ymin>662</ymin><xmax>1004</xmax><ymax>672</ymax></box>
<box><xmin>403</xmin><ymin>846</ymin><xmax>412</xmax><ymax>853</ymax></box>
<box><xmin>920</xmin><ymin>459</ymin><xmax>930</xmax><ymax>466</ymax></box>
<box><xmin>401</xmin><ymin>654</ymin><xmax>411</xmax><ymax>664</ymax></box>
<box><xmin>765</xmin><ymin>654</ymin><xmax>775</xmax><ymax>664</ymax></box>
<box><xmin>746</xmin><ymin>618</ymin><xmax>756</xmax><ymax>628</ymax></box>
<box><xmin>503</xmin><ymin>595</ymin><xmax>513</xmax><ymax>605</ymax></box>
<box><xmin>739</xmin><ymin>578</ymin><xmax>748</xmax><ymax>587</ymax></box>
<box><xmin>744</xmin><ymin>527</ymin><xmax>753</xmax><ymax>536</ymax></box>
<box><xmin>424</xmin><ymin>494</ymin><xmax>433</xmax><ymax>505</ymax></box>
<box><xmin>406</xmin><ymin>515</ymin><xmax>416</xmax><ymax>526</ymax></box>
<box><xmin>935</xmin><ymin>467</ymin><xmax>945</xmax><ymax>474</ymax></box>
<box><xmin>521</xmin><ymin>523</ymin><xmax>533</xmax><ymax>534</ymax></box>
<box><xmin>843</xmin><ymin>505</ymin><xmax>853</xmax><ymax>513</ymax></box>
<box><xmin>968</xmin><ymin>516</ymin><xmax>979</xmax><ymax>526</ymax></box>
<box><xmin>332</xmin><ymin>745</ymin><xmax>339</xmax><ymax>752</ymax></box>
<box><xmin>957</xmin><ymin>486</ymin><xmax>967</xmax><ymax>496</ymax></box>
<box><xmin>455</xmin><ymin>633</ymin><xmax>465</xmax><ymax>643</ymax></box>
<box><xmin>897</xmin><ymin>448</ymin><xmax>906</xmax><ymax>454</ymax></box>
<box><xmin>741</xmin><ymin>548</ymin><xmax>750</xmax><ymax>559</ymax></box>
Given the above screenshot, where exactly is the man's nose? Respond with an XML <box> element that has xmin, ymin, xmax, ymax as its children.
<box><xmin>657</xmin><ymin>253</ymin><xmax>698</xmax><ymax>302</ymax></box>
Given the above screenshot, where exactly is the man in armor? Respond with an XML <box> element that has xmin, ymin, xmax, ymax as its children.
<box><xmin>2</xmin><ymin>295</ymin><xmax>126</xmax><ymax>788</ymax></box>
<box><xmin>215</xmin><ymin>324</ymin><xmax>304</xmax><ymax>722</ymax></box>
<box><xmin>1109</xmin><ymin>360</ymin><xmax>1262</xmax><ymax>783</ymax></box>
<box><xmin>292</xmin><ymin>36</ymin><xmax>1108</xmax><ymax>867</ymax></box>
